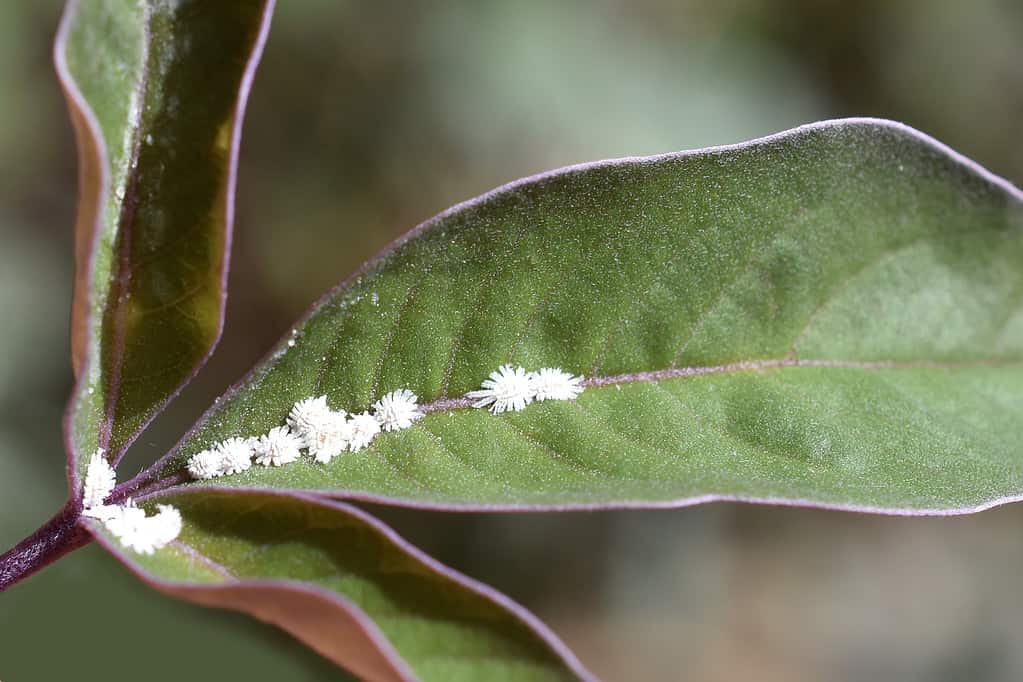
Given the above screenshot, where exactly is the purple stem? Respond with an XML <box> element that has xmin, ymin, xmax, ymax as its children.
<box><xmin>112</xmin><ymin>470</ymin><xmax>189</xmax><ymax>504</ymax></box>
<box><xmin>0</xmin><ymin>501</ymin><xmax>91</xmax><ymax>593</ymax></box>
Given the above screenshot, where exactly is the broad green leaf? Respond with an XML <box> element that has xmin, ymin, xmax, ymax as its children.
<box><xmin>143</xmin><ymin>119</ymin><xmax>1023</xmax><ymax>513</ymax></box>
<box><xmin>55</xmin><ymin>1</ymin><xmax>273</xmax><ymax>483</ymax></box>
<box><xmin>91</xmin><ymin>490</ymin><xmax>591</xmax><ymax>682</ymax></box>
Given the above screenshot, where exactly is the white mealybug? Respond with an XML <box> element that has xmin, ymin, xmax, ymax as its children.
<box><xmin>187</xmin><ymin>448</ymin><xmax>222</xmax><ymax>480</ymax></box>
<box><xmin>102</xmin><ymin>502</ymin><xmax>147</xmax><ymax>550</ymax></box>
<box><xmin>348</xmin><ymin>411</ymin><xmax>381</xmax><ymax>451</ymax></box>
<box><xmin>466</xmin><ymin>364</ymin><xmax>535</xmax><ymax>414</ymax></box>
<box><xmin>149</xmin><ymin>504</ymin><xmax>184</xmax><ymax>548</ymax></box>
<box><xmin>529</xmin><ymin>367</ymin><xmax>584</xmax><ymax>402</ymax></box>
<box><xmin>253</xmin><ymin>426</ymin><xmax>303</xmax><ymax>466</ymax></box>
<box><xmin>373</xmin><ymin>389</ymin><xmax>423</xmax><ymax>431</ymax></box>
<box><xmin>103</xmin><ymin>500</ymin><xmax>182</xmax><ymax>555</ymax></box>
<box><xmin>286</xmin><ymin>395</ymin><xmax>331</xmax><ymax>437</ymax></box>
<box><xmin>287</xmin><ymin>394</ymin><xmax>349</xmax><ymax>456</ymax></box>
<box><xmin>216</xmin><ymin>436</ymin><xmax>254</xmax><ymax>475</ymax></box>
<box><xmin>307</xmin><ymin>411</ymin><xmax>354</xmax><ymax>464</ymax></box>
<box><xmin>82</xmin><ymin>448</ymin><xmax>116</xmax><ymax>509</ymax></box>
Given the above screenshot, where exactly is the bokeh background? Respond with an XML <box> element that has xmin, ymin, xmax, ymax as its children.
<box><xmin>2</xmin><ymin>1</ymin><xmax>1023</xmax><ymax>680</ymax></box>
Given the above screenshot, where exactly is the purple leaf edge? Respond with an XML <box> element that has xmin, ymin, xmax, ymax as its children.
<box><xmin>53</xmin><ymin>0</ymin><xmax>276</xmax><ymax>495</ymax></box>
<box><xmin>124</xmin><ymin>117</ymin><xmax>1023</xmax><ymax>517</ymax></box>
<box><xmin>89</xmin><ymin>487</ymin><xmax>598</xmax><ymax>682</ymax></box>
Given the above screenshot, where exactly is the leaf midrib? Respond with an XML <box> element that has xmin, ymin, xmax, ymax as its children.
<box><xmin>115</xmin><ymin>355</ymin><xmax>1021</xmax><ymax>507</ymax></box>
<box><xmin>101</xmin><ymin>2</ymin><xmax>153</xmax><ymax>464</ymax></box>
<box><xmin>169</xmin><ymin>538</ymin><xmax>234</xmax><ymax>580</ymax></box>
<box><xmin>415</xmin><ymin>357</ymin><xmax>1020</xmax><ymax>413</ymax></box>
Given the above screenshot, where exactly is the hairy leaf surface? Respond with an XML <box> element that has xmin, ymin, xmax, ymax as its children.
<box><xmin>137</xmin><ymin>120</ymin><xmax>1023</xmax><ymax>514</ymax></box>
<box><xmin>92</xmin><ymin>490</ymin><xmax>590</xmax><ymax>682</ymax></box>
<box><xmin>55</xmin><ymin>0</ymin><xmax>273</xmax><ymax>486</ymax></box>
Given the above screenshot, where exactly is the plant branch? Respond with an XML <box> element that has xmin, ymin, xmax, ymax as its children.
<box><xmin>0</xmin><ymin>501</ymin><xmax>92</xmax><ymax>593</ymax></box>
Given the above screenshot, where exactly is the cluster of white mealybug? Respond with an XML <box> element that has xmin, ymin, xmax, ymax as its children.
<box><xmin>467</xmin><ymin>365</ymin><xmax>584</xmax><ymax>414</ymax></box>
<box><xmin>186</xmin><ymin>389</ymin><xmax>423</xmax><ymax>479</ymax></box>
<box><xmin>80</xmin><ymin>449</ymin><xmax>183</xmax><ymax>555</ymax></box>
<box><xmin>183</xmin><ymin>366</ymin><xmax>583</xmax><ymax>482</ymax></box>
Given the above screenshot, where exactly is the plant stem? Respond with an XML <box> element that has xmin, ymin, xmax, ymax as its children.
<box><xmin>0</xmin><ymin>501</ymin><xmax>92</xmax><ymax>592</ymax></box>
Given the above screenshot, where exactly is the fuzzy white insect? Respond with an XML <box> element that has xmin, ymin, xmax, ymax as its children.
<box><xmin>307</xmin><ymin>411</ymin><xmax>354</xmax><ymax>463</ymax></box>
<box><xmin>101</xmin><ymin>502</ymin><xmax>146</xmax><ymax>549</ymax></box>
<box><xmin>286</xmin><ymin>395</ymin><xmax>331</xmax><ymax>437</ymax></box>
<box><xmin>253</xmin><ymin>426</ymin><xmax>303</xmax><ymax>466</ymax></box>
<box><xmin>287</xmin><ymin>395</ymin><xmax>351</xmax><ymax>460</ymax></box>
<box><xmin>466</xmin><ymin>364</ymin><xmax>535</xmax><ymax>414</ymax></box>
<box><xmin>216</xmin><ymin>436</ymin><xmax>254</xmax><ymax>475</ymax></box>
<box><xmin>529</xmin><ymin>367</ymin><xmax>584</xmax><ymax>402</ymax></box>
<box><xmin>82</xmin><ymin>448</ymin><xmax>116</xmax><ymax>509</ymax></box>
<box><xmin>348</xmin><ymin>411</ymin><xmax>381</xmax><ymax>451</ymax></box>
<box><xmin>149</xmin><ymin>504</ymin><xmax>184</xmax><ymax>547</ymax></box>
<box><xmin>187</xmin><ymin>448</ymin><xmax>222</xmax><ymax>480</ymax></box>
<box><xmin>103</xmin><ymin>500</ymin><xmax>182</xmax><ymax>555</ymax></box>
<box><xmin>373</xmin><ymin>389</ymin><xmax>423</xmax><ymax>431</ymax></box>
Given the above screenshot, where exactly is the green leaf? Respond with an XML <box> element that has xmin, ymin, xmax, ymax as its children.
<box><xmin>55</xmin><ymin>1</ymin><xmax>272</xmax><ymax>481</ymax></box>
<box><xmin>92</xmin><ymin>490</ymin><xmax>590</xmax><ymax>682</ymax></box>
<box><xmin>145</xmin><ymin>119</ymin><xmax>1023</xmax><ymax>514</ymax></box>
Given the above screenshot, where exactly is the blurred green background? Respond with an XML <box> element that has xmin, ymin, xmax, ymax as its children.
<box><xmin>2</xmin><ymin>1</ymin><xmax>1023</xmax><ymax>680</ymax></box>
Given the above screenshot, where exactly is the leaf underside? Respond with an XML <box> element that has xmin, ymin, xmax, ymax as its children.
<box><xmin>57</xmin><ymin>0</ymin><xmax>271</xmax><ymax>482</ymax></box>
<box><xmin>145</xmin><ymin>119</ymin><xmax>1023</xmax><ymax>515</ymax></box>
<box><xmin>91</xmin><ymin>490</ymin><xmax>588</xmax><ymax>682</ymax></box>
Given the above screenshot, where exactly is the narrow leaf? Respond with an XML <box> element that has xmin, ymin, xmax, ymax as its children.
<box><xmin>142</xmin><ymin>119</ymin><xmax>1023</xmax><ymax>514</ymax></box>
<box><xmin>91</xmin><ymin>490</ymin><xmax>592</xmax><ymax>682</ymax></box>
<box><xmin>55</xmin><ymin>0</ymin><xmax>273</xmax><ymax>486</ymax></box>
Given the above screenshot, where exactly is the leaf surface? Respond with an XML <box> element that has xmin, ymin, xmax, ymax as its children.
<box><xmin>142</xmin><ymin>119</ymin><xmax>1023</xmax><ymax>514</ymax></box>
<box><xmin>55</xmin><ymin>0</ymin><xmax>273</xmax><ymax>486</ymax></box>
<box><xmin>91</xmin><ymin>490</ymin><xmax>591</xmax><ymax>682</ymax></box>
